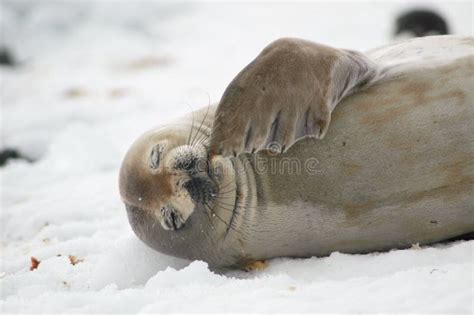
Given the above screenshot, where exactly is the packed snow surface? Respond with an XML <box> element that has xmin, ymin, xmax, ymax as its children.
<box><xmin>1</xmin><ymin>1</ymin><xmax>473</xmax><ymax>313</ymax></box>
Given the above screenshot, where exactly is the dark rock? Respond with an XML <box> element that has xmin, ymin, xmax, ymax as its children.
<box><xmin>0</xmin><ymin>148</ymin><xmax>32</xmax><ymax>166</ymax></box>
<box><xmin>395</xmin><ymin>9</ymin><xmax>449</xmax><ymax>38</ymax></box>
<box><xmin>0</xmin><ymin>48</ymin><xmax>15</xmax><ymax>66</ymax></box>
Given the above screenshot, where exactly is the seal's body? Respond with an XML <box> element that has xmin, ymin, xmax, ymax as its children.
<box><xmin>120</xmin><ymin>36</ymin><xmax>474</xmax><ymax>269</ymax></box>
<box><xmin>237</xmin><ymin>59</ymin><xmax>473</xmax><ymax>260</ymax></box>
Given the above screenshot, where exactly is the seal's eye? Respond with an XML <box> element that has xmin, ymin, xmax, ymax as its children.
<box><xmin>150</xmin><ymin>144</ymin><xmax>163</xmax><ymax>169</ymax></box>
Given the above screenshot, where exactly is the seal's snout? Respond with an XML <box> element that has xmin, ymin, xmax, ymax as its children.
<box><xmin>183</xmin><ymin>177</ymin><xmax>217</xmax><ymax>204</ymax></box>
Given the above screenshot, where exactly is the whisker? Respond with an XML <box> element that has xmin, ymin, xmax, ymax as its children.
<box><xmin>215</xmin><ymin>188</ymin><xmax>235</xmax><ymax>196</ymax></box>
<box><xmin>191</xmin><ymin>124</ymin><xmax>210</xmax><ymax>148</ymax></box>
<box><xmin>192</xmin><ymin>131</ymin><xmax>211</xmax><ymax>149</ymax></box>
<box><xmin>204</xmin><ymin>202</ymin><xmax>228</xmax><ymax>224</ymax></box>
<box><xmin>209</xmin><ymin>194</ymin><xmax>236</xmax><ymax>209</ymax></box>
<box><xmin>191</xmin><ymin>102</ymin><xmax>212</xmax><ymax>146</ymax></box>
<box><xmin>215</xmin><ymin>178</ymin><xmax>235</xmax><ymax>192</ymax></box>
<box><xmin>186</xmin><ymin>103</ymin><xmax>196</xmax><ymax>146</ymax></box>
<box><xmin>204</xmin><ymin>201</ymin><xmax>241</xmax><ymax>235</ymax></box>
<box><xmin>214</xmin><ymin>182</ymin><xmax>237</xmax><ymax>195</ymax></box>
<box><xmin>199</xmin><ymin>203</ymin><xmax>216</xmax><ymax>229</ymax></box>
<box><xmin>211</xmin><ymin>199</ymin><xmax>236</xmax><ymax>210</ymax></box>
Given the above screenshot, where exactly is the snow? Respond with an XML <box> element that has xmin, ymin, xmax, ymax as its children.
<box><xmin>1</xmin><ymin>1</ymin><xmax>473</xmax><ymax>313</ymax></box>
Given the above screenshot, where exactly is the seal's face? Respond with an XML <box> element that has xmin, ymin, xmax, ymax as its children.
<box><xmin>119</xmin><ymin>127</ymin><xmax>217</xmax><ymax>231</ymax></box>
<box><xmin>119</xmin><ymin>124</ymin><xmax>241</xmax><ymax>266</ymax></box>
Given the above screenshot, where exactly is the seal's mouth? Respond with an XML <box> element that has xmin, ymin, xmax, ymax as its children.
<box><xmin>160</xmin><ymin>204</ymin><xmax>185</xmax><ymax>230</ymax></box>
<box><xmin>158</xmin><ymin>172</ymin><xmax>219</xmax><ymax>231</ymax></box>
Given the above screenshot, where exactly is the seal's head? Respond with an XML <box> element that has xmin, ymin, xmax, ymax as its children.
<box><xmin>119</xmin><ymin>125</ymin><xmax>217</xmax><ymax>231</ymax></box>
<box><xmin>118</xmin><ymin>123</ymin><xmax>239</xmax><ymax>265</ymax></box>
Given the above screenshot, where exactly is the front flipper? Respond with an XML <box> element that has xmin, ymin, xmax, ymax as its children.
<box><xmin>210</xmin><ymin>38</ymin><xmax>380</xmax><ymax>156</ymax></box>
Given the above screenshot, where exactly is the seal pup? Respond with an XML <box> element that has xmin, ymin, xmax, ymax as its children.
<box><xmin>120</xmin><ymin>36</ymin><xmax>474</xmax><ymax>269</ymax></box>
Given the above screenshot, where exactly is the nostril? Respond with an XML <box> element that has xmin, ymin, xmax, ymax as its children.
<box><xmin>176</xmin><ymin>157</ymin><xmax>209</xmax><ymax>175</ymax></box>
<box><xmin>183</xmin><ymin>177</ymin><xmax>217</xmax><ymax>204</ymax></box>
<box><xmin>176</xmin><ymin>157</ymin><xmax>197</xmax><ymax>173</ymax></box>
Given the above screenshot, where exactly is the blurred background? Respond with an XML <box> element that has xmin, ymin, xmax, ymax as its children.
<box><xmin>0</xmin><ymin>2</ymin><xmax>473</xmax><ymax>312</ymax></box>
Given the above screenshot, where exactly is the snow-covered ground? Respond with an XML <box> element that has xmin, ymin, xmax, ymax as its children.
<box><xmin>1</xmin><ymin>1</ymin><xmax>473</xmax><ymax>313</ymax></box>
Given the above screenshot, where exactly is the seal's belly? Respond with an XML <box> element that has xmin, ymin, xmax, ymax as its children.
<box><xmin>249</xmin><ymin>55</ymin><xmax>474</xmax><ymax>258</ymax></box>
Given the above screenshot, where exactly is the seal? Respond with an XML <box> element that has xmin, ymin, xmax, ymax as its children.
<box><xmin>119</xmin><ymin>36</ymin><xmax>474</xmax><ymax>269</ymax></box>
